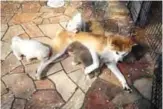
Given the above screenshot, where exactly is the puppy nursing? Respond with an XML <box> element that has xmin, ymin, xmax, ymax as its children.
<box><xmin>67</xmin><ymin>41</ymin><xmax>100</xmax><ymax>78</ymax></box>
<box><xmin>11</xmin><ymin>36</ymin><xmax>51</xmax><ymax>62</ymax></box>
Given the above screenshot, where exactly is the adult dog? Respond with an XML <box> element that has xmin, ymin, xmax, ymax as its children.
<box><xmin>36</xmin><ymin>30</ymin><xmax>135</xmax><ymax>92</ymax></box>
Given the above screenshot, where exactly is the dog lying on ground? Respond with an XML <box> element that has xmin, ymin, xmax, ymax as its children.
<box><xmin>36</xmin><ymin>30</ymin><xmax>135</xmax><ymax>92</ymax></box>
<box><xmin>11</xmin><ymin>36</ymin><xmax>52</xmax><ymax>62</ymax></box>
<box><xmin>67</xmin><ymin>41</ymin><xmax>100</xmax><ymax>78</ymax></box>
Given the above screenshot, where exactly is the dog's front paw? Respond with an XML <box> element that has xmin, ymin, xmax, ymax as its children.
<box><xmin>17</xmin><ymin>56</ymin><xmax>22</xmax><ymax>61</ymax></box>
<box><xmin>123</xmin><ymin>83</ymin><xmax>132</xmax><ymax>93</ymax></box>
<box><xmin>35</xmin><ymin>74</ymin><xmax>41</xmax><ymax>80</ymax></box>
<box><xmin>71</xmin><ymin>61</ymin><xmax>78</xmax><ymax>66</ymax></box>
<box><xmin>84</xmin><ymin>68</ymin><xmax>90</xmax><ymax>75</ymax></box>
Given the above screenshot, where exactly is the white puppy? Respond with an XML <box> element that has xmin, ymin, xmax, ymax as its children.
<box><xmin>66</xmin><ymin>13</ymin><xmax>86</xmax><ymax>33</ymax></box>
<box><xmin>11</xmin><ymin>36</ymin><xmax>52</xmax><ymax>62</ymax></box>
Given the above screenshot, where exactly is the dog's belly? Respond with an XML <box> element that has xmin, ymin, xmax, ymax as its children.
<box><xmin>100</xmin><ymin>50</ymin><xmax>119</xmax><ymax>63</ymax></box>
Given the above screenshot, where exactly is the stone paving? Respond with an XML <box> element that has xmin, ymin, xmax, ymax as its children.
<box><xmin>1</xmin><ymin>1</ymin><xmax>154</xmax><ymax>109</ymax></box>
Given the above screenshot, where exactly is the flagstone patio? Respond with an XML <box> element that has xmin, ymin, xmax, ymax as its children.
<box><xmin>1</xmin><ymin>1</ymin><xmax>154</xmax><ymax>109</ymax></box>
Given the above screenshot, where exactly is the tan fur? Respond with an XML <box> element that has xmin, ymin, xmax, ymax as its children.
<box><xmin>50</xmin><ymin>30</ymin><xmax>134</xmax><ymax>54</ymax></box>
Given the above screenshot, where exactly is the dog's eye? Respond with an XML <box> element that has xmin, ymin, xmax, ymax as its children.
<box><xmin>116</xmin><ymin>52</ymin><xmax>119</xmax><ymax>55</ymax></box>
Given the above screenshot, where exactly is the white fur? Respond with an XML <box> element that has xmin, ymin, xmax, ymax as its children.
<box><xmin>11</xmin><ymin>36</ymin><xmax>51</xmax><ymax>62</ymax></box>
<box><xmin>66</xmin><ymin>13</ymin><xmax>84</xmax><ymax>33</ymax></box>
<box><xmin>84</xmin><ymin>48</ymin><xmax>99</xmax><ymax>74</ymax></box>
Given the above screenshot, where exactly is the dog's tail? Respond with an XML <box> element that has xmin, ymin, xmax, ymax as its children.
<box><xmin>36</xmin><ymin>47</ymin><xmax>68</xmax><ymax>75</ymax></box>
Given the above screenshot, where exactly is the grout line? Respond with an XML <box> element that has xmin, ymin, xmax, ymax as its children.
<box><xmin>59</xmin><ymin>87</ymin><xmax>79</xmax><ymax>109</ymax></box>
<box><xmin>60</xmin><ymin>62</ymin><xmax>85</xmax><ymax>94</ymax></box>
<box><xmin>20</xmin><ymin>24</ymin><xmax>31</xmax><ymax>39</ymax></box>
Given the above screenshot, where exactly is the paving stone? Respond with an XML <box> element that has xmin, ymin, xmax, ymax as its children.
<box><xmin>135</xmin><ymin>98</ymin><xmax>151</xmax><ymax>109</ymax></box>
<box><xmin>39</xmin><ymin>6</ymin><xmax>56</xmax><ymax>13</ymax></box>
<box><xmin>1</xmin><ymin>81</ymin><xmax>8</xmax><ymax>95</ymax></box>
<box><xmin>69</xmin><ymin>69</ymin><xmax>96</xmax><ymax>92</ymax></box>
<box><xmin>1</xmin><ymin>53</ymin><xmax>21</xmax><ymax>76</ymax></box>
<box><xmin>46</xmin><ymin>62</ymin><xmax>63</xmax><ymax>76</ymax></box>
<box><xmin>40</xmin><ymin>5</ymin><xmax>65</xmax><ymax>13</ymax></box>
<box><xmin>2</xmin><ymin>25</ymin><xmax>25</xmax><ymax>42</ymax></box>
<box><xmin>42</xmin><ymin>18</ymin><xmax>50</xmax><ymax>24</ymax></box>
<box><xmin>35</xmin><ymin>79</ymin><xmax>55</xmax><ymax>90</ymax></box>
<box><xmin>124</xmin><ymin>103</ymin><xmax>139</xmax><ymax>109</ymax></box>
<box><xmin>25</xmin><ymin>90</ymin><xmax>64</xmax><ymax>109</ymax></box>
<box><xmin>69</xmin><ymin>1</ymin><xmax>83</xmax><ymax>9</ymax></box>
<box><xmin>83</xmin><ymin>79</ymin><xmax>121</xmax><ymax>109</ymax></box>
<box><xmin>99</xmin><ymin>67</ymin><xmax>121</xmax><ymax>87</ymax></box>
<box><xmin>9</xmin><ymin>13</ymin><xmax>41</xmax><ymax>25</ymax></box>
<box><xmin>19</xmin><ymin>33</ymin><xmax>30</xmax><ymax>39</ymax></box>
<box><xmin>10</xmin><ymin>65</ymin><xmax>25</xmax><ymax>74</ymax></box>
<box><xmin>112</xmin><ymin>89</ymin><xmax>141</xmax><ymax>106</ymax></box>
<box><xmin>39</xmin><ymin>24</ymin><xmax>63</xmax><ymax>38</ymax></box>
<box><xmin>64</xmin><ymin>6</ymin><xmax>79</xmax><ymax>17</ymax></box>
<box><xmin>61</xmin><ymin>56</ymin><xmax>82</xmax><ymax>73</ymax></box>
<box><xmin>1</xmin><ymin>41</ymin><xmax>11</xmax><ymax>60</ymax></box>
<box><xmin>1</xmin><ymin>24</ymin><xmax>8</xmax><ymax>32</ymax></box>
<box><xmin>33</xmin><ymin>17</ymin><xmax>43</xmax><ymax>25</ymax></box>
<box><xmin>12</xmin><ymin>99</ymin><xmax>26</xmax><ymax>109</ymax></box>
<box><xmin>2</xmin><ymin>73</ymin><xmax>35</xmax><ymax>99</ymax></box>
<box><xmin>133</xmin><ymin>78</ymin><xmax>152</xmax><ymax>100</ymax></box>
<box><xmin>39</xmin><ymin>1</ymin><xmax>46</xmax><ymax>6</ymax></box>
<box><xmin>25</xmin><ymin>60</ymin><xmax>62</xmax><ymax>79</ymax></box>
<box><xmin>1</xmin><ymin>91</ymin><xmax>14</xmax><ymax>109</ymax></box>
<box><xmin>59</xmin><ymin>21</ymin><xmax>68</xmax><ymax>29</ymax></box>
<box><xmin>62</xmin><ymin>89</ymin><xmax>85</xmax><ymax>109</ymax></box>
<box><xmin>118</xmin><ymin>59</ymin><xmax>153</xmax><ymax>83</ymax></box>
<box><xmin>41</xmin><ymin>12</ymin><xmax>63</xmax><ymax>19</ymax></box>
<box><xmin>1</xmin><ymin>2</ymin><xmax>20</xmax><ymax>14</ymax></box>
<box><xmin>22</xmin><ymin>22</ymin><xmax>44</xmax><ymax>37</ymax></box>
<box><xmin>1</xmin><ymin>31</ymin><xmax>5</xmax><ymax>39</ymax></box>
<box><xmin>25</xmin><ymin>62</ymin><xmax>39</xmax><ymax>79</ymax></box>
<box><xmin>49</xmin><ymin>70</ymin><xmax>77</xmax><ymax>101</ymax></box>
<box><xmin>33</xmin><ymin>36</ymin><xmax>52</xmax><ymax>46</ymax></box>
<box><xmin>22</xmin><ymin>1</ymin><xmax>41</xmax><ymax>13</ymax></box>
<box><xmin>1</xmin><ymin>13</ymin><xmax>14</xmax><ymax>24</ymax></box>
<box><xmin>49</xmin><ymin>15</ymin><xmax>70</xmax><ymax>24</ymax></box>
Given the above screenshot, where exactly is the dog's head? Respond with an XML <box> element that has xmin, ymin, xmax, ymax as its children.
<box><xmin>110</xmin><ymin>35</ymin><xmax>136</xmax><ymax>52</ymax></box>
<box><xmin>107</xmin><ymin>35</ymin><xmax>137</xmax><ymax>61</ymax></box>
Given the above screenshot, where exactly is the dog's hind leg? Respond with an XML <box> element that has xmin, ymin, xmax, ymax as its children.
<box><xmin>106</xmin><ymin>63</ymin><xmax>132</xmax><ymax>93</ymax></box>
<box><xmin>36</xmin><ymin>48</ymin><xmax>67</xmax><ymax>80</ymax></box>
